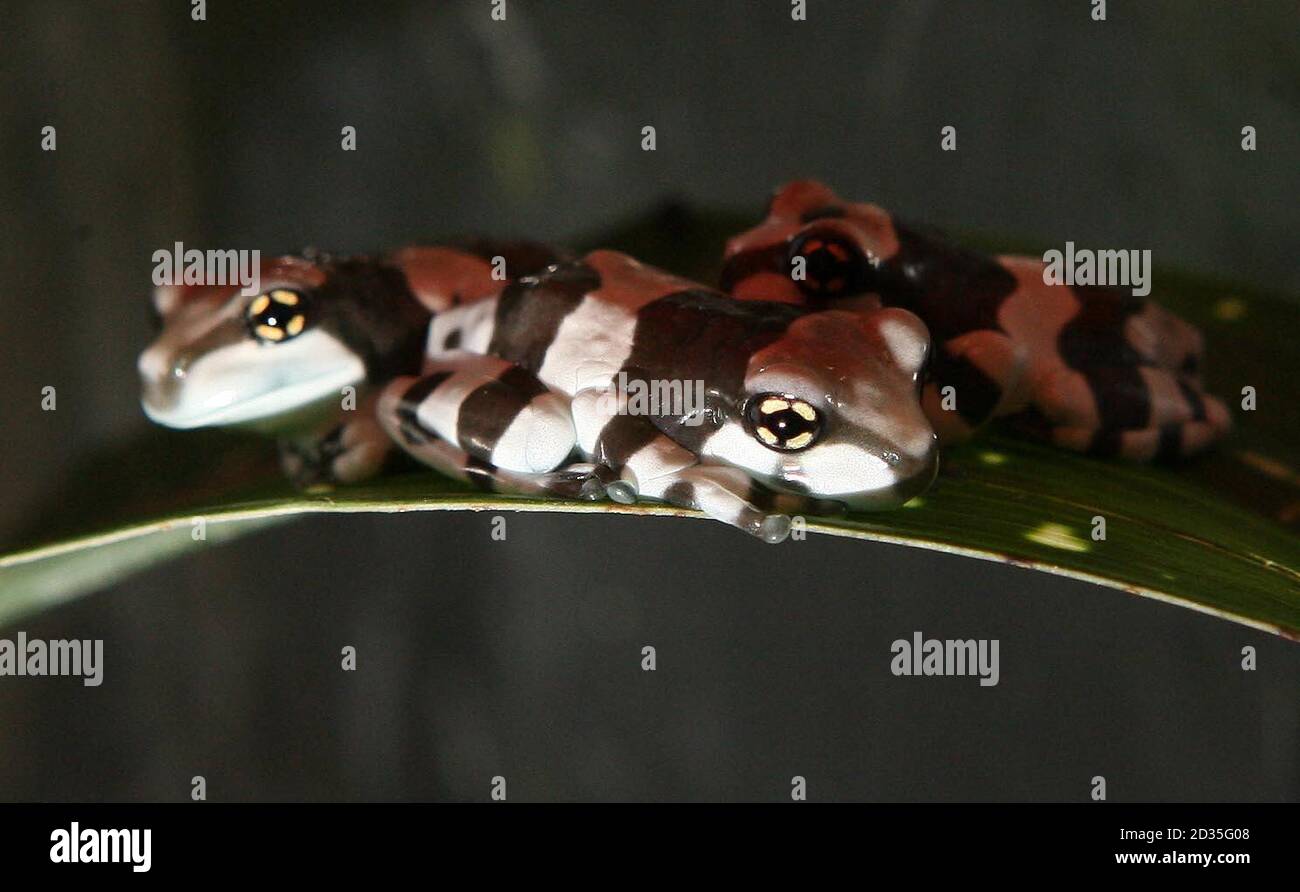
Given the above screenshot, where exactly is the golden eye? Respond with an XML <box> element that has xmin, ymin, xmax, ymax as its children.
<box><xmin>247</xmin><ymin>289</ymin><xmax>309</xmax><ymax>343</ymax></box>
<box><xmin>746</xmin><ymin>393</ymin><xmax>824</xmax><ymax>452</ymax></box>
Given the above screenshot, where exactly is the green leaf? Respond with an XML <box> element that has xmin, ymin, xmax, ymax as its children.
<box><xmin>2</xmin><ymin>207</ymin><xmax>1297</xmax><ymax>637</ymax></box>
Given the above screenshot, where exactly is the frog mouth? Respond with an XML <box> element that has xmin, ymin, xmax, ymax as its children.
<box><xmin>836</xmin><ymin>445</ymin><xmax>939</xmax><ymax>509</ymax></box>
<box><xmin>760</xmin><ymin>439</ymin><xmax>938</xmax><ymax>509</ymax></box>
<box><xmin>142</xmin><ymin>366</ymin><xmax>366</xmax><ymax>429</ymax></box>
<box><xmin>140</xmin><ymin>328</ymin><xmax>368</xmax><ymax>429</ymax></box>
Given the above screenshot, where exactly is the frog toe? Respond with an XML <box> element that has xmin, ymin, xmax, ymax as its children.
<box><xmin>756</xmin><ymin>513</ymin><xmax>792</xmax><ymax>544</ymax></box>
<box><xmin>650</xmin><ymin>465</ymin><xmax>792</xmax><ymax>543</ymax></box>
<box><xmin>278</xmin><ymin>427</ymin><xmax>345</xmax><ymax>489</ymax></box>
<box><xmin>539</xmin><ymin>463</ymin><xmax>616</xmax><ymax>501</ymax></box>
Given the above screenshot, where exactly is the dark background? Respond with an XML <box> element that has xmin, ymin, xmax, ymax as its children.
<box><xmin>0</xmin><ymin>0</ymin><xmax>1296</xmax><ymax>800</ymax></box>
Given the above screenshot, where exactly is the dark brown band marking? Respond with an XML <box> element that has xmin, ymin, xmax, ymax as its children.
<box><xmin>1176</xmin><ymin>377</ymin><xmax>1207</xmax><ymax>422</ymax></box>
<box><xmin>594</xmin><ymin>414</ymin><xmax>662</xmax><ymax>469</ymax></box>
<box><xmin>487</xmin><ymin>261</ymin><xmax>600</xmax><ymax>373</ymax></box>
<box><xmin>931</xmin><ymin>349</ymin><xmax>1004</xmax><ymax>426</ymax></box>
<box><xmin>1058</xmin><ymin>285</ymin><xmax>1153</xmax><ymax>432</ymax></box>
<box><xmin>1080</xmin><ymin>364</ymin><xmax>1150</xmax><ymax>431</ymax></box>
<box><xmin>1059</xmin><ymin>285</ymin><xmax>1147</xmax><ymax>369</ymax></box>
<box><xmin>456</xmin><ymin>366</ymin><xmax>549</xmax><ymax>461</ymax></box>
<box><xmin>317</xmin><ymin>260</ymin><xmax>433</xmax><ymax>382</ymax></box>
<box><xmin>1155</xmin><ymin>424</ymin><xmax>1185</xmax><ymax>461</ymax></box>
<box><xmin>620</xmin><ymin>289</ymin><xmax>804</xmax><ymax>453</ymax></box>
<box><xmin>396</xmin><ymin>371</ymin><xmax>455</xmax><ymax>444</ymax></box>
<box><xmin>885</xmin><ymin>222</ymin><xmax>1015</xmax><ymax>338</ymax></box>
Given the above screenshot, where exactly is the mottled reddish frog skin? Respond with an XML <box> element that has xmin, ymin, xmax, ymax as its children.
<box><xmin>720</xmin><ymin>181</ymin><xmax>1231</xmax><ymax>460</ymax></box>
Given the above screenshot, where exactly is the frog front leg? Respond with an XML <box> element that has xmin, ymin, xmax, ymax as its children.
<box><xmin>627</xmin><ymin>461</ymin><xmax>805</xmax><ymax>543</ymax></box>
<box><xmin>571</xmin><ymin>389</ymin><xmax>797</xmax><ymax>543</ymax></box>
<box><xmin>279</xmin><ymin>392</ymin><xmax>395</xmax><ymax>487</ymax></box>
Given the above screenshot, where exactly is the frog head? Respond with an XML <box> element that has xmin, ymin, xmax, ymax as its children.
<box><xmin>704</xmin><ymin>305</ymin><xmax>938</xmax><ymax>508</ymax></box>
<box><xmin>720</xmin><ymin>180</ymin><xmax>904</xmax><ymax>310</ymax></box>
<box><xmin>139</xmin><ymin>252</ymin><xmax>430</xmax><ymax>431</ymax></box>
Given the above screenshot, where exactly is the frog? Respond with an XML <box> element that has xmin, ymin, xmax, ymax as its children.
<box><xmin>140</xmin><ymin>239</ymin><xmax>562</xmax><ymax>486</ymax></box>
<box><xmin>372</xmin><ymin>249</ymin><xmax>937</xmax><ymax>541</ymax></box>
<box><xmin>139</xmin><ymin>244</ymin><xmax>937</xmax><ymax>541</ymax></box>
<box><xmin>719</xmin><ymin>180</ymin><xmax>1232</xmax><ymax>460</ymax></box>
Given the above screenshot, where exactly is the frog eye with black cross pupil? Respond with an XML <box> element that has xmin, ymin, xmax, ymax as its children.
<box><xmin>247</xmin><ymin>289</ymin><xmax>309</xmax><ymax>343</ymax></box>
<box><xmin>785</xmin><ymin>229</ymin><xmax>868</xmax><ymax>299</ymax></box>
<box><xmin>746</xmin><ymin>394</ymin><xmax>824</xmax><ymax>452</ymax></box>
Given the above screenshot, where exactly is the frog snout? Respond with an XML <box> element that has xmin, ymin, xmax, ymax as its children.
<box><xmin>139</xmin><ymin>344</ymin><xmax>169</xmax><ymax>381</ymax></box>
<box><xmin>137</xmin><ymin>344</ymin><xmax>185</xmax><ymax>409</ymax></box>
<box><xmin>833</xmin><ymin>435</ymin><xmax>938</xmax><ymax>510</ymax></box>
<box><xmin>886</xmin><ymin>438</ymin><xmax>939</xmax><ymax>503</ymax></box>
